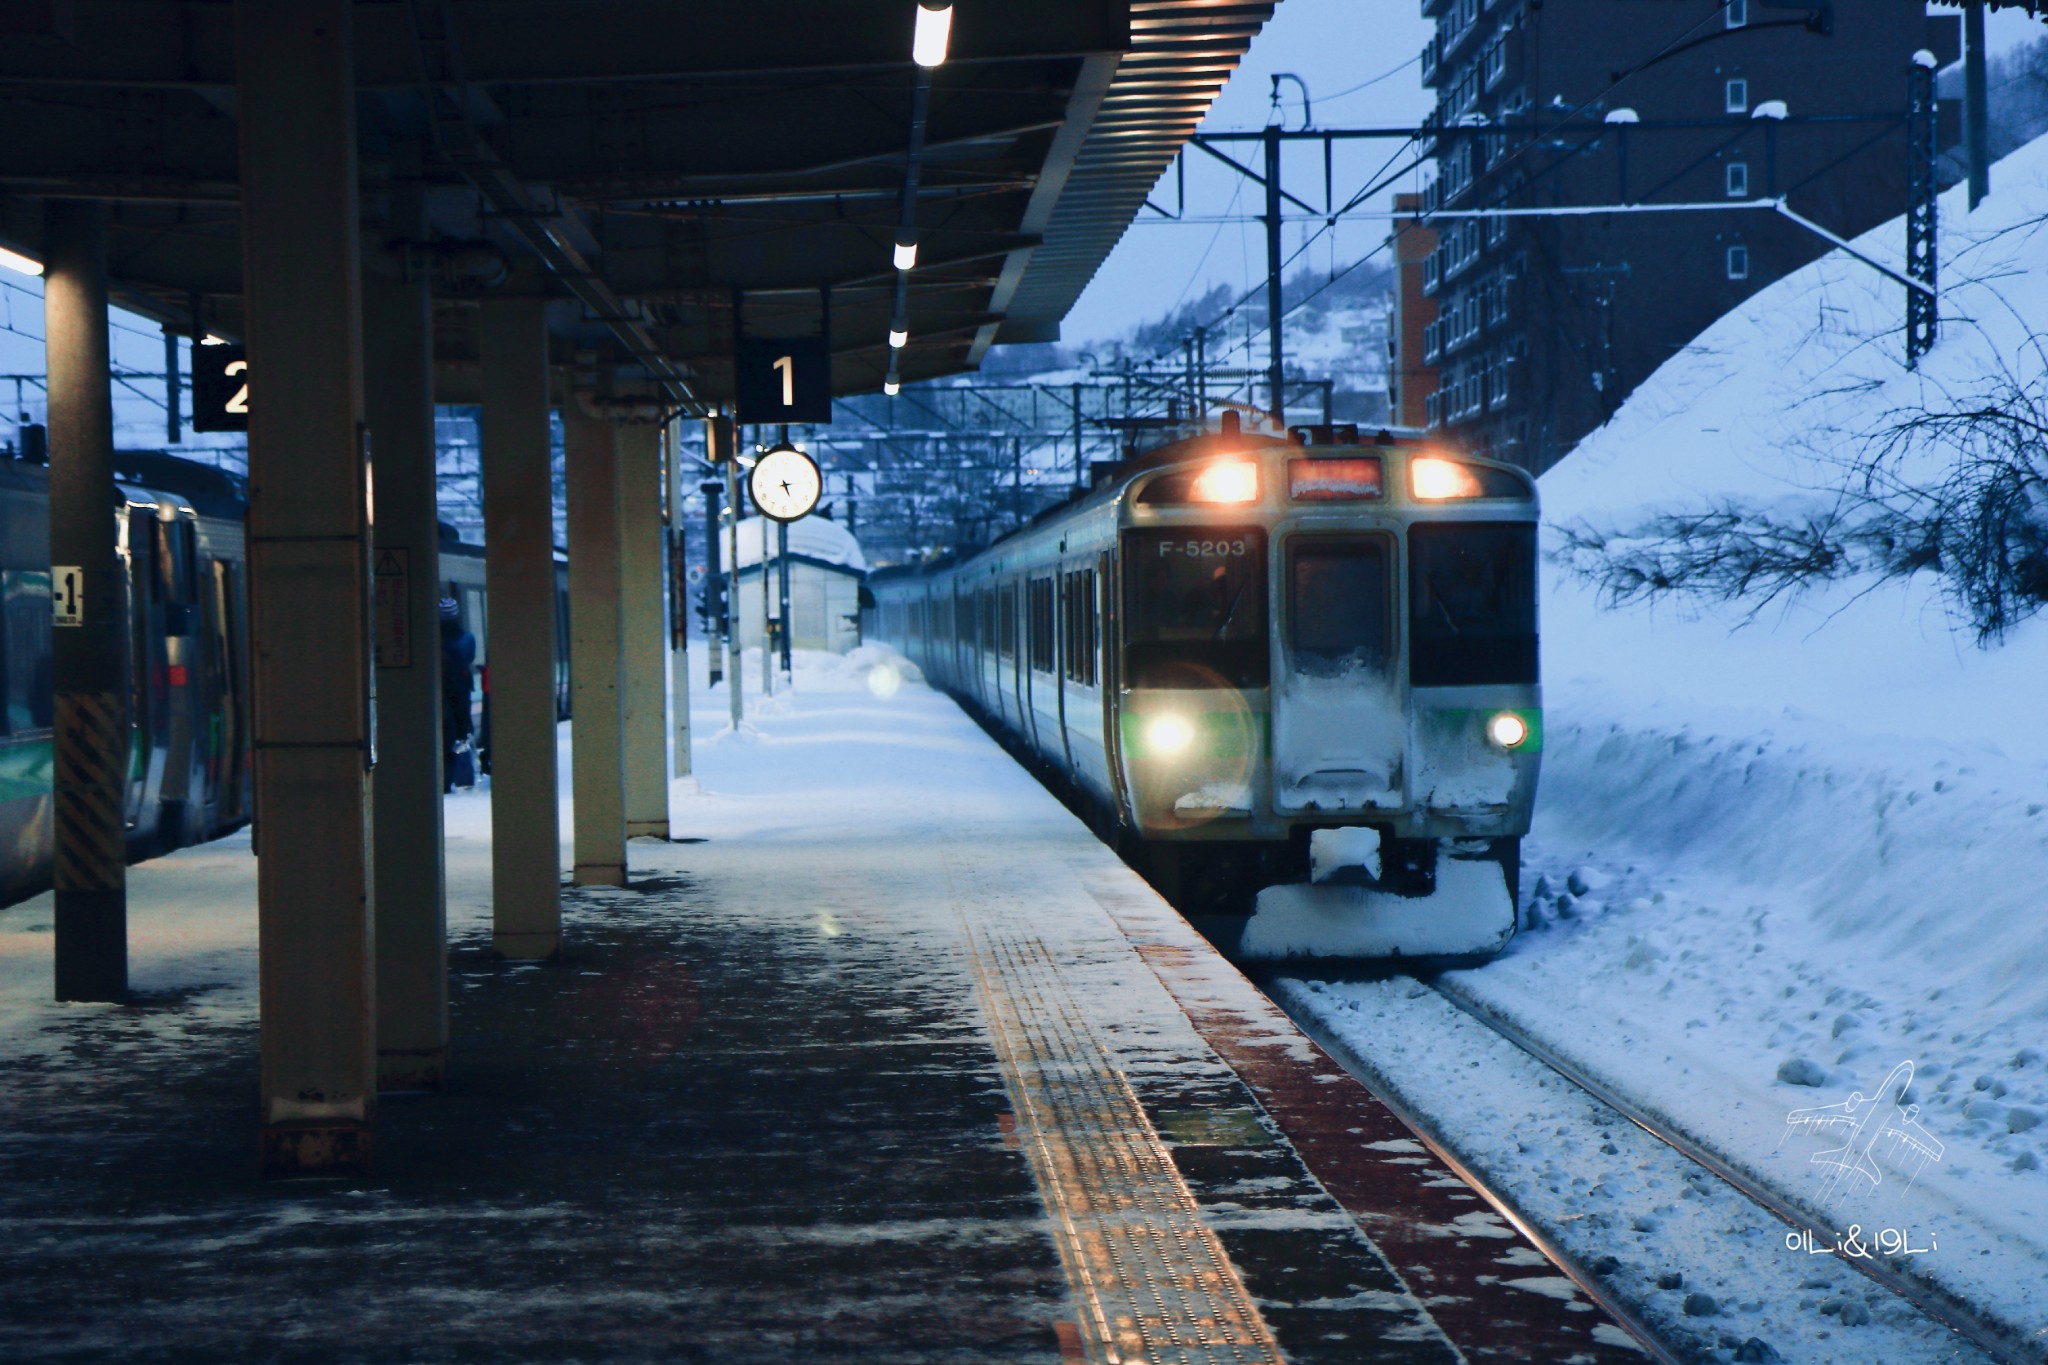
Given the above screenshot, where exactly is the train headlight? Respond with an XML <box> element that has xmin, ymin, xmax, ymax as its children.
<box><xmin>1189</xmin><ymin>460</ymin><xmax>1259</xmax><ymax>504</ymax></box>
<box><xmin>1145</xmin><ymin>713</ymin><xmax>1196</xmax><ymax>756</ymax></box>
<box><xmin>1411</xmin><ymin>456</ymin><xmax>1485</xmax><ymax>500</ymax></box>
<box><xmin>1487</xmin><ymin>711</ymin><xmax>1530</xmax><ymax>749</ymax></box>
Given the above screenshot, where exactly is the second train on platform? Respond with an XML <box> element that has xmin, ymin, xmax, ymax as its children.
<box><xmin>866</xmin><ymin>420</ymin><xmax>1541</xmax><ymax>960</ymax></box>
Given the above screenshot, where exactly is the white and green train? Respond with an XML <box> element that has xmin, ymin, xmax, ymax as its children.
<box><xmin>866</xmin><ymin>420</ymin><xmax>1542</xmax><ymax>960</ymax></box>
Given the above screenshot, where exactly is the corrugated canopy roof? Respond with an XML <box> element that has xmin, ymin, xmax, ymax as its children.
<box><xmin>0</xmin><ymin>0</ymin><xmax>1278</xmax><ymax>411</ymax></box>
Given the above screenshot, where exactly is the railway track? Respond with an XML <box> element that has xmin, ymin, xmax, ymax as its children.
<box><xmin>1268</xmin><ymin>970</ymin><xmax>2031</xmax><ymax>1365</ymax></box>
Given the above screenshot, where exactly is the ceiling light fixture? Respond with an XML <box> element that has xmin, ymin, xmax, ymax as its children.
<box><xmin>912</xmin><ymin>1</ymin><xmax>953</xmax><ymax>68</ymax></box>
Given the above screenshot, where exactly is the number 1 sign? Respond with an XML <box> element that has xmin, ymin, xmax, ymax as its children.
<box><xmin>735</xmin><ymin>337</ymin><xmax>831</xmax><ymax>424</ymax></box>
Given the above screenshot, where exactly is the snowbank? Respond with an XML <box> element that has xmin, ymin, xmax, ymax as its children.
<box><xmin>1342</xmin><ymin>135</ymin><xmax>2048</xmax><ymax>1332</ymax></box>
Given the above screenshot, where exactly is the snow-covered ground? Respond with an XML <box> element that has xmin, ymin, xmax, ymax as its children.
<box><xmin>1289</xmin><ymin>138</ymin><xmax>2048</xmax><ymax>1357</ymax></box>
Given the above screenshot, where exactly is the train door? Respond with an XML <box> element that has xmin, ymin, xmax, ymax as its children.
<box><xmin>155</xmin><ymin>510</ymin><xmax>202</xmax><ymax>846</ymax></box>
<box><xmin>1099</xmin><ymin>550</ymin><xmax>1130</xmax><ymax>824</ymax></box>
<box><xmin>1052</xmin><ymin>570</ymin><xmax>1073</xmax><ymax>772</ymax></box>
<box><xmin>210</xmin><ymin>557</ymin><xmax>250</xmax><ymax>824</ymax></box>
<box><xmin>1270</xmin><ymin>532</ymin><xmax>1402</xmax><ymax>815</ymax></box>
<box><xmin>125</xmin><ymin>506</ymin><xmax>169</xmax><ymax>847</ymax></box>
<box><xmin>1017</xmin><ymin>580</ymin><xmax>1039</xmax><ymax>750</ymax></box>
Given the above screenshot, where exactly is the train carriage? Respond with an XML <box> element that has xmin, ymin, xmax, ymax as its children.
<box><xmin>868</xmin><ymin>419</ymin><xmax>1541</xmax><ymax>960</ymax></box>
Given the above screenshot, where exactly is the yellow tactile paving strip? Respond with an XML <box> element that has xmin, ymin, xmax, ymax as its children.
<box><xmin>951</xmin><ymin>854</ymin><xmax>1285</xmax><ymax>1365</ymax></box>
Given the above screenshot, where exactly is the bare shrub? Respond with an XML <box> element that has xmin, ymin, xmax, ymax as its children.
<box><xmin>1554</xmin><ymin>376</ymin><xmax>2048</xmax><ymax>643</ymax></box>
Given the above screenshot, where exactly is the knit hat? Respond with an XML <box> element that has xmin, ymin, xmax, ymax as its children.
<box><xmin>439</xmin><ymin>596</ymin><xmax>460</xmax><ymax>620</ymax></box>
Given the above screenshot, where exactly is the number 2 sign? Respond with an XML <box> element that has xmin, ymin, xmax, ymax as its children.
<box><xmin>735</xmin><ymin>337</ymin><xmax>831</xmax><ymax>424</ymax></box>
<box><xmin>193</xmin><ymin>343</ymin><xmax>250</xmax><ymax>433</ymax></box>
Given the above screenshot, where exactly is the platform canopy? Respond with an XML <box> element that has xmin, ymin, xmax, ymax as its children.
<box><xmin>0</xmin><ymin>0</ymin><xmax>1278</xmax><ymax>410</ymax></box>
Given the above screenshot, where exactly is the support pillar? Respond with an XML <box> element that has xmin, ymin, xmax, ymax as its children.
<box><xmin>478</xmin><ymin>296</ymin><xmax>562</xmax><ymax>956</ymax></box>
<box><xmin>364</xmin><ymin>190</ymin><xmax>447</xmax><ymax>1091</ymax></box>
<box><xmin>235</xmin><ymin>0</ymin><xmax>375</xmax><ymax>1176</ymax></box>
<box><xmin>618</xmin><ymin>421</ymin><xmax>669</xmax><ymax>836</ymax></box>
<box><xmin>563</xmin><ymin>396</ymin><xmax>626</xmax><ymax>886</ymax></box>
<box><xmin>44</xmin><ymin>199</ymin><xmax>127</xmax><ymax>1004</ymax></box>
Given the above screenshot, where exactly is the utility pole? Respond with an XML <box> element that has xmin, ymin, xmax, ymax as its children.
<box><xmin>1263</xmin><ymin>120</ymin><xmax>1285</xmax><ymax>430</ymax></box>
<box><xmin>699</xmin><ymin>478</ymin><xmax>723</xmax><ymax>688</ymax></box>
<box><xmin>776</xmin><ymin>520</ymin><xmax>793</xmax><ymax>681</ymax></box>
<box><xmin>1963</xmin><ymin>2</ymin><xmax>1989</xmax><ymax>210</ymax></box>
<box><xmin>1071</xmin><ymin>381</ymin><xmax>1083</xmax><ymax>485</ymax></box>
<box><xmin>722</xmin><ymin>430</ymin><xmax>743</xmax><ymax>727</ymax></box>
<box><xmin>1906</xmin><ymin>52</ymin><xmax>1940</xmax><ymax>366</ymax></box>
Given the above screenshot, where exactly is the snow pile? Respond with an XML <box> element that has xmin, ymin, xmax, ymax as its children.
<box><xmin>1291</xmin><ymin>136</ymin><xmax>2048</xmax><ymax>1335</ymax></box>
<box><xmin>726</xmin><ymin>514</ymin><xmax>868</xmax><ymax>572</ymax></box>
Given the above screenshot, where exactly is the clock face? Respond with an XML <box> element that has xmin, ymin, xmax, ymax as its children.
<box><xmin>748</xmin><ymin>445</ymin><xmax>822</xmax><ymax>523</ymax></box>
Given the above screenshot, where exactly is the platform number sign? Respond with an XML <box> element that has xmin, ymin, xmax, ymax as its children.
<box><xmin>192</xmin><ymin>344</ymin><xmax>250</xmax><ymax>433</ymax></box>
<box><xmin>735</xmin><ymin>337</ymin><xmax>831</xmax><ymax>424</ymax></box>
<box><xmin>52</xmin><ymin>565</ymin><xmax>83</xmax><ymax>627</ymax></box>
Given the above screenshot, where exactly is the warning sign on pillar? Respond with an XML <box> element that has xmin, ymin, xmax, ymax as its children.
<box><xmin>52</xmin><ymin>566</ymin><xmax>83</xmax><ymax>627</ymax></box>
<box><xmin>373</xmin><ymin>548</ymin><xmax>411</xmax><ymax>667</ymax></box>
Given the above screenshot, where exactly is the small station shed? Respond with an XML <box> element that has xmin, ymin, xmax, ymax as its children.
<box><xmin>730</xmin><ymin>516</ymin><xmax>868</xmax><ymax>655</ymax></box>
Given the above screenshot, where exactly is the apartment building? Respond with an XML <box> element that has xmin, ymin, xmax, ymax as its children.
<box><xmin>1396</xmin><ymin>0</ymin><xmax>1960</xmax><ymax>472</ymax></box>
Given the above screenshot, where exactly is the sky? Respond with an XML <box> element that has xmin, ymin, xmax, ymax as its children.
<box><xmin>1057</xmin><ymin>0</ymin><xmax>2048</xmax><ymax>347</ymax></box>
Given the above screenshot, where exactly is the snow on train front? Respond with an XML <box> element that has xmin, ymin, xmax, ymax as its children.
<box><xmin>1229</xmin><ymin>434</ymin><xmax>1541</xmax><ymax>962</ymax></box>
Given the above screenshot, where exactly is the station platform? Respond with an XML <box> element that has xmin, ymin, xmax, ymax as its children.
<box><xmin>0</xmin><ymin>649</ymin><xmax>1644</xmax><ymax>1363</ymax></box>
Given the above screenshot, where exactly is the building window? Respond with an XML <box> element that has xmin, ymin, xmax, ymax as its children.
<box><xmin>1726</xmin><ymin>245</ymin><xmax>1749</xmax><ymax>280</ymax></box>
<box><xmin>1725</xmin><ymin>161</ymin><xmax>1749</xmax><ymax>197</ymax></box>
<box><xmin>1725</xmin><ymin>78</ymin><xmax>1748</xmax><ymax>113</ymax></box>
<box><xmin>1725</xmin><ymin>0</ymin><xmax>1747</xmax><ymax>27</ymax></box>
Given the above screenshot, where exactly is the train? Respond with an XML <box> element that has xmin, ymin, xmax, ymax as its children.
<box><xmin>0</xmin><ymin>448</ymin><xmax>568</xmax><ymax>907</ymax></box>
<box><xmin>866</xmin><ymin>418</ymin><xmax>1542</xmax><ymax>960</ymax></box>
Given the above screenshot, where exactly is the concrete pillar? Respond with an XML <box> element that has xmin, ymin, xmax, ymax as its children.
<box><xmin>563</xmin><ymin>396</ymin><xmax>626</xmax><ymax>885</ymax></box>
<box><xmin>479</xmin><ymin>297</ymin><xmax>562</xmax><ymax>956</ymax></box>
<box><xmin>363</xmin><ymin>191</ymin><xmax>447</xmax><ymax>1091</ymax></box>
<box><xmin>43</xmin><ymin>199</ymin><xmax>127</xmax><ymax>1004</ymax></box>
<box><xmin>619</xmin><ymin>421</ymin><xmax>668</xmax><ymax>836</ymax></box>
<box><xmin>235</xmin><ymin>0</ymin><xmax>375</xmax><ymax>1177</ymax></box>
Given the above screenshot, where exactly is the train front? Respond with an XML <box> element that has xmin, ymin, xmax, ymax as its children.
<box><xmin>1115</xmin><ymin>427</ymin><xmax>1540</xmax><ymax>961</ymax></box>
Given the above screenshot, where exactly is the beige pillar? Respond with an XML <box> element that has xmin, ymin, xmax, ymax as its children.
<box><xmin>619</xmin><ymin>421</ymin><xmax>669</xmax><ymax>837</ymax></box>
<box><xmin>364</xmin><ymin>190</ymin><xmax>447</xmax><ymax>1091</ymax></box>
<box><xmin>563</xmin><ymin>396</ymin><xmax>626</xmax><ymax>885</ymax></box>
<box><xmin>479</xmin><ymin>297</ymin><xmax>562</xmax><ymax>956</ymax></box>
<box><xmin>236</xmin><ymin>0</ymin><xmax>376</xmax><ymax>1177</ymax></box>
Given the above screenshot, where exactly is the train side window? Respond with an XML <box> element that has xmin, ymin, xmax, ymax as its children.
<box><xmin>998</xmin><ymin>585</ymin><xmax>1016</xmax><ymax>657</ymax></box>
<box><xmin>1287</xmin><ymin>538</ymin><xmax>1390</xmax><ymax>677</ymax></box>
<box><xmin>1084</xmin><ymin>569</ymin><xmax>1097</xmax><ymax>686</ymax></box>
<box><xmin>1408</xmin><ymin>522</ymin><xmax>1538</xmax><ymax>686</ymax></box>
<box><xmin>1028</xmin><ymin>578</ymin><xmax>1054</xmax><ymax>673</ymax></box>
<box><xmin>1062</xmin><ymin>569</ymin><xmax>1098</xmax><ymax>687</ymax></box>
<box><xmin>1</xmin><ymin>569</ymin><xmax>54</xmax><ymax>734</ymax></box>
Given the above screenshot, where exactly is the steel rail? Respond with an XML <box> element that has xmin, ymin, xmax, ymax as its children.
<box><xmin>1427</xmin><ymin>979</ymin><xmax>2034</xmax><ymax>1365</ymax></box>
<box><xmin>1273</xmin><ymin>992</ymin><xmax>1687</xmax><ymax>1365</ymax></box>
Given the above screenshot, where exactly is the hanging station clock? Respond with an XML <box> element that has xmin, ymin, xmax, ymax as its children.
<box><xmin>747</xmin><ymin>443</ymin><xmax>822</xmax><ymax>522</ymax></box>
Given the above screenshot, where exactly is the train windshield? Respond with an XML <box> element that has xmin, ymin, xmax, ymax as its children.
<box><xmin>1408</xmin><ymin>522</ymin><xmax>1538</xmax><ymax>686</ymax></box>
<box><xmin>1286</xmin><ymin>538</ymin><xmax>1390</xmax><ymax>677</ymax></box>
<box><xmin>1122</xmin><ymin>528</ymin><xmax>1269</xmax><ymax>688</ymax></box>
